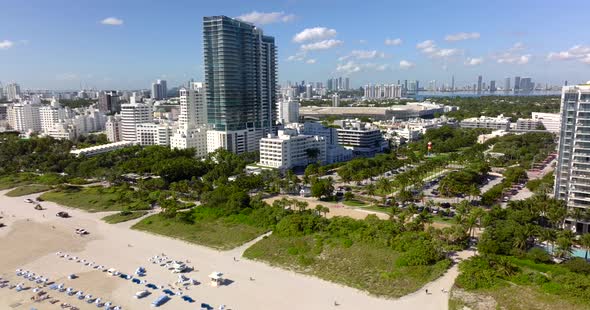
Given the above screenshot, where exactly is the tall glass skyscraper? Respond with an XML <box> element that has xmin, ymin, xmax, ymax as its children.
<box><xmin>203</xmin><ymin>16</ymin><xmax>277</xmax><ymax>154</ymax></box>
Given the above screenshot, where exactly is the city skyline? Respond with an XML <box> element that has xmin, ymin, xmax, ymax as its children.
<box><xmin>1</xmin><ymin>0</ymin><xmax>590</xmax><ymax>89</ymax></box>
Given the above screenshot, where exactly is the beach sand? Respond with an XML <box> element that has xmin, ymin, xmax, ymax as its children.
<box><xmin>0</xmin><ymin>190</ymin><xmax>462</xmax><ymax>310</ymax></box>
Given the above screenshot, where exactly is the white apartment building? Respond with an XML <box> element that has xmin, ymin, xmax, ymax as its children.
<box><xmin>259</xmin><ymin>130</ymin><xmax>327</xmax><ymax>170</ymax></box>
<box><xmin>336</xmin><ymin>121</ymin><xmax>388</xmax><ymax>157</ymax></box>
<box><xmin>364</xmin><ymin>84</ymin><xmax>403</xmax><ymax>99</ymax></box>
<box><xmin>105</xmin><ymin>115</ymin><xmax>122</xmax><ymax>142</ymax></box>
<box><xmin>332</xmin><ymin>93</ymin><xmax>340</xmax><ymax>107</ymax></box>
<box><xmin>554</xmin><ymin>83</ymin><xmax>590</xmax><ymax>234</ymax></box>
<box><xmin>515</xmin><ymin>118</ymin><xmax>541</xmax><ymax>131</ymax></box>
<box><xmin>277</xmin><ymin>98</ymin><xmax>299</xmax><ymax>124</ymax></box>
<box><xmin>170</xmin><ymin>82</ymin><xmax>208</xmax><ymax>157</ymax></box>
<box><xmin>532</xmin><ymin>112</ymin><xmax>561</xmax><ymax>133</ymax></box>
<box><xmin>40</xmin><ymin>100</ymin><xmax>67</xmax><ymax>133</ymax></box>
<box><xmin>459</xmin><ymin>115</ymin><xmax>511</xmax><ymax>130</ymax></box>
<box><xmin>136</xmin><ymin>123</ymin><xmax>173</xmax><ymax>146</ymax></box>
<box><xmin>44</xmin><ymin>122</ymin><xmax>77</xmax><ymax>140</ymax></box>
<box><xmin>120</xmin><ymin>101</ymin><xmax>152</xmax><ymax>142</ymax></box>
<box><xmin>7</xmin><ymin>101</ymin><xmax>41</xmax><ymax>132</ymax></box>
<box><xmin>285</xmin><ymin>122</ymin><xmax>353</xmax><ymax>164</ymax></box>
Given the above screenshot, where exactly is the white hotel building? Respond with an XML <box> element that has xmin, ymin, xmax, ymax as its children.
<box><xmin>259</xmin><ymin>130</ymin><xmax>327</xmax><ymax>170</ymax></box>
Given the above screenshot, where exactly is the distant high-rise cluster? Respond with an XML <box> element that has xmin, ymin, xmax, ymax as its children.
<box><xmin>4</xmin><ymin>83</ymin><xmax>21</xmax><ymax>102</ymax></box>
<box><xmin>363</xmin><ymin>83</ymin><xmax>404</xmax><ymax>99</ymax></box>
<box><xmin>151</xmin><ymin>79</ymin><xmax>167</xmax><ymax>100</ymax></box>
<box><xmin>326</xmin><ymin>77</ymin><xmax>350</xmax><ymax>91</ymax></box>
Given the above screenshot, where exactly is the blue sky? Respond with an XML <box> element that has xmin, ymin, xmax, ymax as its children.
<box><xmin>1</xmin><ymin>0</ymin><xmax>590</xmax><ymax>90</ymax></box>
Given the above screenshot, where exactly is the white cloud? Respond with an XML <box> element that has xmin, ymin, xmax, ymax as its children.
<box><xmin>509</xmin><ymin>42</ymin><xmax>525</xmax><ymax>52</ymax></box>
<box><xmin>300</xmin><ymin>39</ymin><xmax>343</xmax><ymax>51</ymax></box>
<box><xmin>547</xmin><ymin>45</ymin><xmax>590</xmax><ymax>65</ymax></box>
<box><xmin>336</xmin><ymin>61</ymin><xmax>361</xmax><ymax>74</ymax></box>
<box><xmin>465</xmin><ymin>57</ymin><xmax>483</xmax><ymax>66</ymax></box>
<box><xmin>101</xmin><ymin>17</ymin><xmax>124</xmax><ymax>26</ymax></box>
<box><xmin>359</xmin><ymin>39</ymin><xmax>367</xmax><ymax>44</ymax></box>
<box><xmin>293</xmin><ymin>27</ymin><xmax>337</xmax><ymax>43</ymax></box>
<box><xmin>305</xmin><ymin>59</ymin><xmax>316</xmax><ymax>64</ymax></box>
<box><xmin>0</xmin><ymin>40</ymin><xmax>14</xmax><ymax>49</ymax></box>
<box><xmin>236</xmin><ymin>11</ymin><xmax>295</xmax><ymax>25</ymax></box>
<box><xmin>416</xmin><ymin>40</ymin><xmax>435</xmax><ymax>49</ymax></box>
<box><xmin>497</xmin><ymin>54</ymin><xmax>531</xmax><ymax>65</ymax></box>
<box><xmin>385</xmin><ymin>38</ymin><xmax>402</xmax><ymax>46</ymax></box>
<box><xmin>432</xmin><ymin>48</ymin><xmax>462</xmax><ymax>58</ymax></box>
<box><xmin>445</xmin><ymin>32</ymin><xmax>480</xmax><ymax>41</ymax></box>
<box><xmin>399</xmin><ymin>60</ymin><xmax>415</xmax><ymax>69</ymax></box>
<box><xmin>416</xmin><ymin>40</ymin><xmax>461</xmax><ymax>58</ymax></box>
<box><xmin>339</xmin><ymin>50</ymin><xmax>386</xmax><ymax>61</ymax></box>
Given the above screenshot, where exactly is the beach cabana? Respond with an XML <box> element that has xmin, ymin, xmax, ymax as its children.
<box><xmin>208</xmin><ymin>272</ymin><xmax>223</xmax><ymax>287</ymax></box>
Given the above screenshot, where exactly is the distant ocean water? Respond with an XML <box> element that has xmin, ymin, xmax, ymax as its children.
<box><xmin>414</xmin><ymin>90</ymin><xmax>561</xmax><ymax>100</ymax></box>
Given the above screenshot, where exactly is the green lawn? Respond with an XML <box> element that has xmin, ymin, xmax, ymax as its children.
<box><xmin>0</xmin><ymin>174</ymin><xmax>35</xmax><ymax>190</ymax></box>
<box><xmin>102</xmin><ymin>211</ymin><xmax>149</xmax><ymax>224</ymax></box>
<box><xmin>244</xmin><ymin>234</ymin><xmax>451</xmax><ymax>298</ymax></box>
<box><xmin>5</xmin><ymin>184</ymin><xmax>52</xmax><ymax>197</ymax></box>
<box><xmin>132</xmin><ymin>214</ymin><xmax>266</xmax><ymax>250</ymax></box>
<box><xmin>39</xmin><ymin>185</ymin><xmax>150</xmax><ymax>212</ymax></box>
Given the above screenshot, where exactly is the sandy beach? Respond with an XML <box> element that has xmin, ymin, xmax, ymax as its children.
<box><xmin>0</xmin><ymin>189</ymin><xmax>465</xmax><ymax>310</ymax></box>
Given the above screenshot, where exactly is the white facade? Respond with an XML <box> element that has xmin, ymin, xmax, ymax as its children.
<box><xmin>43</xmin><ymin>122</ymin><xmax>77</xmax><ymax>140</ymax></box>
<box><xmin>170</xmin><ymin>82</ymin><xmax>208</xmax><ymax>157</ymax></box>
<box><xmin>40</xmin><ymin>101</ymin><xmax>67</xmax><ymax>133</ymax></box>
<box><xmin>332</xmin><ymin>93</ymin><xmax>340</xmax><ymax>107</ymax></box>
<box><xmin>70</xmin><ymin>141</ymin><xmax>136</xmax><ymax>157</ymax></box>
<box><xmin>136</xmin><ymin>123</ymin><xmax>172</xmax><ymax>146</ymax></box>
<box><xmin>532</xmin><ymin>112</ymin><xmax>561</xmax><ymax>133</ymax></box>
<box><xmin>120</xmin><ymin>102</ymin><xmax>152</xmax><ymax>142</ymax></box>
<box><xmin>554</xmin><ymin>83</ymin><xmax>590</xmax><ymax>233</ymax></box>
<box><xmin>4</xmin><ymin>83</ymin><xmax>21</xmax><ymax>102</ymax></box>
<box><xmin>7</xmin><ymin>101</ymin><xmax>41</xmax><ymax>132</ymax></box>
<box><xmin>277</xmin><ymin>99</ymin><xmax>299</xmax><ymax>124</ymax></box>
<box><xmin>259</xmin><ymin>130</ymin><xmax>327</xmax><ymax>170</ymax></box>
<box><xmin>364</xmin><ymin>84</ymin><xmax>403</xmax><ymax>99</ymax></box>
<box><xmin>460</xmin><ymin>115</ymin><xmax>511</xmax><ymax>130</ymax></box>
<box><xmin>336</xmin><ymin>121</ymin><xmax>388</xmax><ymax>157</ymax></box>
<box><xmin>105</xmin><ymin>115</ymin><xmax>122</xmax><ymax>142</ymax></box>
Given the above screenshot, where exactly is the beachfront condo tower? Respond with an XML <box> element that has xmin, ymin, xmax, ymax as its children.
<box><xmin>554</xmin><ymin>82</ymin><xmax>590</xmax><ymax>233</ymax></box>
<box><xmin>203</xmin><ymin>15</ymin><xmax>278</xmax><ymax>154</ymax></box>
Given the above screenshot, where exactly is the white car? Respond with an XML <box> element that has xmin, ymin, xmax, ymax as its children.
<box><xmin>24</xmin><ymin>198</ymin><xmax>33</xmax><ymax>203</ymax></box>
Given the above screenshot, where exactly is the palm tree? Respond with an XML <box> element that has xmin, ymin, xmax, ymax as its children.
<box><xmin>555</xmin><ymin>236</ymin><xmax>574</xmax><ymax>259</ymax></box>
<box><xmin>579</xmin><ymin>233</ymin><xmax>590</xmax><ymax>261</ymax></box>
<box><xmin>365</xmin><ymin>183</ymin><xmax>376</xmax><ymax>197</ymax></box>
<box><xmin>569</xmin><ymin>207</ymin><xmax>585</xmax><ymax>234</ymax></box>
<box><xmin>513</xmin><ymin>229</ymin><xmax>528</xmax><ymax>251</ymax></box>
<box><xmin>538</xmin><ymin>228</ymin><xmax>557</xmax><ymax>254</ymax></box>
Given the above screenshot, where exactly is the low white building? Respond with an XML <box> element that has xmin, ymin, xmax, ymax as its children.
<box><xmin>136</xmin><ymin>123</ymin><xmax>173</xmax><ymax>146</ymax></box>
<box><xmin>43</xmin><ymin>122</ymin><xmax>77</xmax><ymax>140</ymax></box>
<box><xmin>531</xmin><ymin>112</ymin><xmax>561</xmax><ymax>133</ymax></box>
<box><xmin>335</xmin><ymin>120</ymin><xmax>388</xmax><ymax>157</ymax></box>
<box><xmin>70</xmin><ymin>141</ymin><xmax>136</xmax><ymax>157</ymax></box>
<box><xmin>460</xmin><ymin>114</ymin><xmax>511</xmax><ymax>130</ymax></box>
<box><xmin>259</xmin><ymin>130</ymin><xmax>327</xmax><ymax>170</ymax></box>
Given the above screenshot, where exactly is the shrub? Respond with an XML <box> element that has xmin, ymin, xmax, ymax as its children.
<box><xmin>396</xmin><ymin>240</ymin><xmax>442</xmax><ymax>266</ymax></box>
<box><xmin>563</xmin><ymin>258</ymin><xmax>590</xmax><ymax>275</ymax></box>
<box><xmin>526</xmin><ymin>247</ymin><xmax>552</xmax><ymax>263</ymax></box>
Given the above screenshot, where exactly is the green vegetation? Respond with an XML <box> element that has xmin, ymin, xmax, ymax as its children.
<box><xmin>488</xmin><ymin>132</ymin><xmax>555</xmax><ymax>168</ymax></box>
<box><xmin>102</xmin><ymin>211</ymin><xmax>148</xmax><ymax>224</ymax></box>
<box><xmin>244</xmin><ymin>203</ymin><xmax>469</xmax><ymax>297</ymax></box>
<box><xmin>342</xmin><ymin>199</ymin><xmax>367</xmax><ymax>207</ymax></box>
<box><xmin>451</xmin><ymin>195</ymin><xmax>590</xmax><ymax>309</ymax></box>
<box><xmin>527</xmin><ymin>171</ymin><xmax>554</xmax><ymax>195</ymax></box>
<box><xmin>57</xmin><ymin>98</ymin><xmax>96</xmax><ymax>109</ymax></box>
<box><xmin>5</xmin><ymin>184</ymin><xmax>52</xmax><ymax>197</ymax></box>
<box><xmin>442</xmin><ymin>95</ymin><xmax>560</xmax><ymax>121</ymax></box>
<box><xmin>132</xmin><ymin>194</ymin><xmax>286</xmax><ymax>249</ymax></box>
<box><xmin>438</xmin><ymin>162</ymin><xmax>490</xmax><ymax>197</ymax></box>
<box><xmin>40</xmin><ymin>185</ymin><xmax>151</xmax><ymax>212</ymax></box>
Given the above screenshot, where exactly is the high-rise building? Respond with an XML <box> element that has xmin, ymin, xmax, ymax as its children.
<box><xmin>520</xmin><ymin>77</ymin><xmax>533</xmax><ymax>92</ymax></box>
<box><xmin>554</xmin><ymin>83</ymin><xmax>590</xmax><ymax>234</ymax></box>
<box><xmin>40</xmin><ymin>98</ymin><xmax>66</xmax><ymax>133</ymax></box>
<box><xmin>326</xmin><ymin>79</ymin><xmax>334</xmax><ymax>91</ymax></box>
<box><xmin>203</xmin><ymin>16</ymin><xmax>277</xmax><ymax>154</ymax></box>
<box><xmin>344</xmin><ymin>77</ymin><xmax>350</xmax><ymax>90</ymax></box>
<box><xmin>7</xmin><ymin>101</ymin><xmax>41</xmax><ymax>132</ymax></box>
<box><xmin>332</xmin><ymin>93</ymin><xmax>340</xmax><ymax>107</ymax></box>
<box><xmin>277</xmin><ymin>98</ymin><xmax>299</xmax><ymax>124</ymax></box>
<box><xmin>305</xmin><ymin>84</ymin><xmax>312</xmax><ymax>99</ymax></box>
<box><xmin>170</xmin><ymin>81</ymin><xmax>208</xmax><ymax>156</ymax></box>
<box><xmin>451</xmin><ymin>75</ymin><xmax>455</xmax><ymax>91</ymax></box>
<box><xmin>151</xmin><ymin>79</ymin><xmax>167</xmax><ymax>100</ymax></box>
<box><xmin>490</xmin><ymin>80</ymin><xmax>496</xmax><ymax>92</ymax></box>
<box><xmin>120</xmin><ymin>100</ymin><xmax>152</xmax><ymax>142</ymax></box>
<box><xmin>477</xmin><ymin>75</ymin><xmax>483</xmax><ymax>92</ymax></box>
<box><xmin>105</xmin><ymin>115</ymin><xmax>122</xmax><ymax>142</ymax></box>
<box><xmin>97</xmin><ymin>91</ymin><xmax>120</xmax><ymax>114</ymax></box>
<box><xmin>514</xmin><ymin>76</ymin><xmax>521</xmax><ymax>91</ymax></box>
<box><xmin>504</xmin><ymin>77</ymin><xmax>510</xmax><ymax>91</ymax></box>
<box><xmin>5</xmin><ymin>83</ymin><xmax>21</xmax><ymax>102</ymax></box>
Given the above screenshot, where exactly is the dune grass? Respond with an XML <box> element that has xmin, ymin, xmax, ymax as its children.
<box><xmin>132</xmin><ymin>214</ymin><xmax>266</xmax><ymax>250</ymax></box>
<box><xmin>5</xmin><ymin>184</ymin><xmax>52</xmax><ymax>197</ymax></box>
<box><xmin>341</xmin><ymin>199</ymin><xmax>367</xmax><ymax>207</ymax></box>
<box><xmin>102</xmin><ymin>211</ymin><xmax>149</xmax><ymax>224</ymax></box>
<box><xmin>40</xmin><ymin>185</ymin><xmax>150</xmax><ymax>212</ymax></box>
<box><xmin>244</xmin><ymin>234</ymin><xmax>451</xmax><ymax>298</ymax></box>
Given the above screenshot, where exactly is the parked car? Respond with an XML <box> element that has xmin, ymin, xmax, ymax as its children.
<box><xmin>24</xmin><ymin>198</ymin><xmax>34</xmax><ymax>203</ymax></box>
<box><xmin>56</xmin><ymin>212</ymin><xmax>70</xmax><ymax>218</ymax></box>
